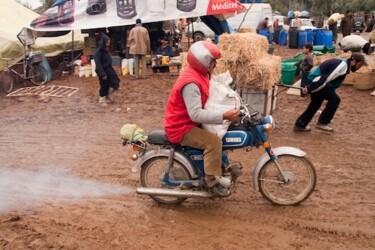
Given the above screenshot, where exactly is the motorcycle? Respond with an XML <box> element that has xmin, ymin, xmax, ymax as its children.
<box><xmin>122</xmin><ymin>103</ymin><xmax>316</xmax><ymax>206</ymax></box>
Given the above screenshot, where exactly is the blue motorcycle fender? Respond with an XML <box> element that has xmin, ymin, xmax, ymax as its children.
<box><xmin>132</xmin><ymin>149</ymin><xmax>198</xmax><ymax>178</ymax></box>
<box><xmin>252</xmin><ymin>146</ymin><xmax>306</xmax><ymax>191</ymax></box>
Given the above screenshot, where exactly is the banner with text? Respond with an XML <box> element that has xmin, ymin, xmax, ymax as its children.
<box><xmin>29</xmin><ymin>0</ymin><xmax>245</xmax><ymax>31</ymax></box>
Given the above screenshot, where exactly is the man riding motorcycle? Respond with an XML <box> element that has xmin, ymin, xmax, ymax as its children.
<box><xmin>164</xmin><ymin>41</ymin><xmax>240</xmax><ymax>197</ymax></box>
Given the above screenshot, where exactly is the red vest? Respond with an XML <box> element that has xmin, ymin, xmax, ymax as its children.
<box><xmin>164</xmin><ymin>66</ymin><xmax>210</xmax><ymax>143</ymax></box>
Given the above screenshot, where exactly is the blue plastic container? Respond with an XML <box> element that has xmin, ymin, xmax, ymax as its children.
<box><xmin>322</xmin><ymin>30</ymin><xmax>333</xmax><ymax>46</ymax></box>
<box><xmin>268</xmin><ymin>32</ymin><xmax>273</xmax><ymax>44</ymax></box>
<box><xmin>313</xmin><ymin>29</ymin><xmax>323</xmax><ymax>45</ymax></box>
<box><xmin>279</xmin><ymin>29</ymin><xmax>288</xmax><ymax>46</ymax></box>
<box><xmin>288</xmin><ymin>27</ymin><xmax>299</xmax><ymax>49</ymax></box>
<box><xmin>305</xmin><ymin>29</ymin><xmax>313</xmax><ymax>44</ymax></box>
<box><xmin>39</xmin><ymin>56</ymin><xmax>52</xmax><ymax>82</ymax></box>
<box><xmin>259</xmin><ymin>29</ymin><xmax>269</xmax><ymax>38</ymax></box>
<box><xmin>298</xmin><ymin>30</ymin><xmax>307</xmax><ymax>48</ymax></box>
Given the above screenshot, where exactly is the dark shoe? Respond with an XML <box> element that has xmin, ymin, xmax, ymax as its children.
<box><xmin>210</xmin><ymin>183</ymin><xmax>230</xmax><ymax>197</ymax></box>
<box><xmin>228</xmin><ymin>163</ymin><xmax>243</xmax><ymax>180</ymax></box>
<box><xmin>316</xmin><ymin>123</ymin><xmax>334</xmax><ymax>132</ymax></box>
<box><xmin>294</xmin><ymin>125</ymin><xmax>311</xmax><ymax>132</ymax></box>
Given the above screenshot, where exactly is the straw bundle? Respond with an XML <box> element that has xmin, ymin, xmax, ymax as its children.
<box><xmin>214</xmin><ymin>33</ymin><xmax>281</xmax><ymax>90</ymax></box>
<box><xmin>218</xmin><ymin>33</ymin><xmax>269</xmax><ymax>62</ymax></box>
<box><xmin>215</xmin><ymin>54</ymin><xmax>281</xmax><ymax>90</ymax></box>
<box><xmin>237</xmin><ymin>27</ymin><xmax>254</xmax><ymax>33</ymax></box>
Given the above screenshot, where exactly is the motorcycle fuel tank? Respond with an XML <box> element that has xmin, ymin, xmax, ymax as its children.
<box><xmin>222</xmin><ymin>130</ymin><xmax>253</xmax><ymax>149</ymax></box>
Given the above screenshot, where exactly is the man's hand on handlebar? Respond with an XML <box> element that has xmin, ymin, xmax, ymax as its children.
<box><xmin>223</xmin><ymin>108</ymin><xmax>240</xmax><ymax>122</ymax></box>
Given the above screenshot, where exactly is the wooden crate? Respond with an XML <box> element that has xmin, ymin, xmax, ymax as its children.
<box><xmin>169</xmin><ymin>64</ymin><xmax>180</xmax><ymax>73</ymax></box>
<box><xmin>239</xmin><ymin>86</ymin><xmax>278</xmax><ymax>116</ymax></box>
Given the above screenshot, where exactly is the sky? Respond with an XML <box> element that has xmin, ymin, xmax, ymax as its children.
<box><xmin>19</xmin><ymin>0</ymin><xmax>43</xmax><ymax>9</ymax></box>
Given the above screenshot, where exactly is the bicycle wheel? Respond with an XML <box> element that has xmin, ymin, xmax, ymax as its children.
<box><xmin>54</xmin><ymin>62</ymin><xmax>70</xmax><ymax>80</ymax></box>
<box><xmin>0</xmin><ymin>70</ymin><xmax>14</xmax><ymax>93</ymax></box>
<box><xmin>27</xmin><ymin>64</ymin><xmax>48</xmax><ymax>86</ymax></box>
<box><xmin>258</xmin><ymin>155</ymin><xmax>316</xmax><ymax>206</ymax></box>
<box><xmin>140</xmin><ymin>156</ymin><xmax>192</xmax><ymax>204</ymax></box>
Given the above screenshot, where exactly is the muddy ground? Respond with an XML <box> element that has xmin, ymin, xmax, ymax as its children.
<box><xmin>0</xmin><ymin>38</ymin><xmax>374</xmax><ymax>249</ymax></box>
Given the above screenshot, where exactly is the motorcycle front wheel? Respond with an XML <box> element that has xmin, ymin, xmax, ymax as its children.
<box><xmin>140</xmin><ymin>156</ymin><xmax>192</xmax><ymax>205</ymax></box>
<box><xmin>258</xmin><ymin>155</ymin><xmax>316</xmax><ymax>206</ymax></box>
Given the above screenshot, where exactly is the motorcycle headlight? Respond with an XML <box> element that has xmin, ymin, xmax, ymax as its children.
<box><xmin>262</xmin><ymin>115</ymin><xmax>275</xmax><ymax>133</ymax></box>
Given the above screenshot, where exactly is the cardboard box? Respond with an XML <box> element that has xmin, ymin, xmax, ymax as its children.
<box><xmin>169</xmin><ymin>65</ymin><xmax>180</xmax><ymax>73</ymax></box>
<box><xmin>239</xmin><ymin>86</ymin><xmax>278</xmax><ymax>116</ymax></box>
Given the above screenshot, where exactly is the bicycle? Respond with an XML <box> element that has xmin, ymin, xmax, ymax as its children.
<box><xmin>0</xmin><ymin>53</ymin><xmax>48</xmax><ymax>93</ymax></box>
<box><xmin>54</xmin><ymin>52</ymin><xmax>82</xmax><ymax>79</ymax></box>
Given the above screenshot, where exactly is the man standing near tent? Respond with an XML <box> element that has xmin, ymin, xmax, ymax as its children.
<box><xmin>128</xmin><ymin>19</ymin><xmax>150</xmax><ymax>79</ymax></box>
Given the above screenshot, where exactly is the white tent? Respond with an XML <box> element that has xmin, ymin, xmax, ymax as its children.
<box><xmin>0</xmin><ymin>0</ymin><xmax>84</xmax><ymax>70</ymax></box>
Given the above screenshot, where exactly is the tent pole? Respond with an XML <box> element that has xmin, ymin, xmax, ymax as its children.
<box><xmin>71</xmin><ymin>30</ymin><xmax>74</xmax><ymax>74</ymax></box>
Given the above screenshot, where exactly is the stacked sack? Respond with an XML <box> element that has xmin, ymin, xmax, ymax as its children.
<box><xmin>214</xmin><ymin>32</ymin><xmax>281</xmax><ymax>90</ymax></box>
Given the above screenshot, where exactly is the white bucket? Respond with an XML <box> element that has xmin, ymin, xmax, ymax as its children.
<box><xmin>90</xmin><ymin>59</ymin><xmax>97</xmax><ymax>77</ymax></box>
<box><xmin>121</xmin><ymin>59</ymin><xmax>129</xmax><ymax>75</ymax></box>
<box><xmin>84</xmin><ymin>66</ymin><xmax>91</xmax><ymax>77</ymax></box>
<box><xmin>79</xmin><ymin>66</ymin><xmax>85</xmax><ymax>77</ymax></box>
<box><xmin>129</xmin><ymin>58</ymin><xmax>134</xmax><ymax>75</ymax></box>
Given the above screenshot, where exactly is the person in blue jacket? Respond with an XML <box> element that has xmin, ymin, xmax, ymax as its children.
<box><xmin>156</xmin><ymin>37</ymin><xmax>174</xmax><ymax>57</ymax></box>
<box><xmin>294</xmin><ymin>53</ymin><xmax>367</xmax><ymax>132</ymax></box>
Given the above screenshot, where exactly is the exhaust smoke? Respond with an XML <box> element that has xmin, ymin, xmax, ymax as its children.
<box><xmin>0</xmin><ymin>166</ymin><xmax>133</xmax><ymax>214</ymax></box>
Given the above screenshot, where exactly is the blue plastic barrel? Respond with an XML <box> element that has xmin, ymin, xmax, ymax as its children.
<box><xmin>305</xmin><ymin>29</ymin><xmax>313</xmax><ymax>44</ymax></box>
<box><xmin>259</xmin><ymin>29</ymin><xmax>269</xmax><ymax>38</ymax></box>
<box><xmin>288</xmin><ymin>27</ymin><xmax>299</xmax><ymax>49</ymax></box>
<box><xmin>39</xmin><ymin>56</ymin><xmax>52</xmax><ymax>82</ymax></box>
<box><xmin>268</xmin><ymin>32</ymin><xmax>273</xmax><ymax>44</ymax></box>
<box><xmin>279</xmin><ymin>29</ymin><xmax>288</xmax><ymax>46</ymax></box>
<box><xmin>313</xmin><ymin>29</ymin><xmax>323</xmax><ymax>45</ymax></box>
<box><xmin>322</xmin><ymin>30</ymin><xmax>333</xmax><ymax>46</ymax></box>
<box><xmin>298</xmin><ymin>30</ymin><xmax>307</xmax><ymax>48</ymax></box>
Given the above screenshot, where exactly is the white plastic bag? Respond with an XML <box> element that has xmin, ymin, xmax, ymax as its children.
<box><xmin>202</xmin><ymin>70</ymin><xmax>241</xmax><ymax>139</ymax></box>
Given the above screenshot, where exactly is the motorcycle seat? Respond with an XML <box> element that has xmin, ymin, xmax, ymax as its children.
<box><xmin>148</xmin><ymin>130</ymin><xmax>171</xmax><ymax>145</ymax></box>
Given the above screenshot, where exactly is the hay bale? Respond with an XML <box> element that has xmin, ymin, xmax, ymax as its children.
<box><xmin>215</xmin><ymin>54</ymin><xmax>281</xmax><ymax>90</ymax></box>
<box><xmin>237</xmin><ymin>28</ymin><xmax>254</xmax><ymax>33</ymax></box>
<box><xmin>218</xmin><ymin>33</ymin><xmax>269</xmax><ymax>62</ymax></box>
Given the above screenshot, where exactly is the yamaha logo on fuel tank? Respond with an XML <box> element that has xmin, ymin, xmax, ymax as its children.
<box><xmin>225</xmin><ymin>137</ymin><xmax>242</xmax><ymax>143</ymax></box>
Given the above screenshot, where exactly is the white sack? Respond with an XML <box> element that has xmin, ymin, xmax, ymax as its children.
<box><xmin>202</xmin><ymin>71</ymin><xmax>241</xmax><ymax>139</ymax></box>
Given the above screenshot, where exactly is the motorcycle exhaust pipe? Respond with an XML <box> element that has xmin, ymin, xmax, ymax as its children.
<box><xmin>136</xmin><ymin>187</ymin><xmax>212</xmax><ymax>198</ymax></box>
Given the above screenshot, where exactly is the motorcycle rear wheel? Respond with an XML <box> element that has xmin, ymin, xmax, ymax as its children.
<box><xmin>258</xmin><ymin>155</ymin><xmax>316</xmax><ymax>206</ymax></box>
<box><xmin>140</xmin><ymin>156</ymin><xmax>192</xmax><ymax>205</ymax></box>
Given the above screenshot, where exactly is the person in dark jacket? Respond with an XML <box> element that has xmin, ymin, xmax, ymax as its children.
<box><xmin>294</xmin><ymin>53</ymin><xmax>367</xmax><ymax>132</ymax></box>
<box><xmin>340</xmin><ymin>10</ymin><xmax>353</xmax><ymax>37</ymax></box>
<box><xmin>156</xmin><ymin>37</ymin><xmax>174</xmax><ymax>57</ymax></box>
<box><xmin>94</xmin><ymin>33</ymin><xmax>120</xmax><ymax>107</ymax></box>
